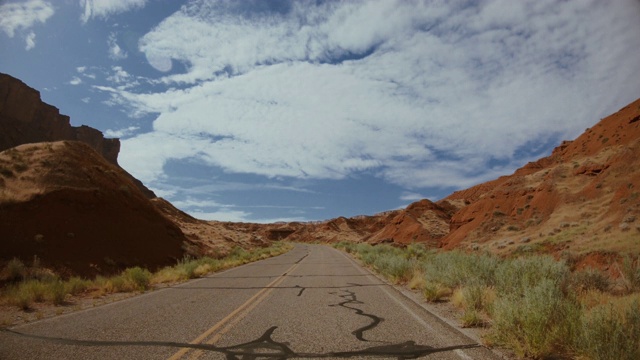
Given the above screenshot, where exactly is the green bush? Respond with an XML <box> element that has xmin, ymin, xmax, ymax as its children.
<box><xmin>621</xmin><ymin>256</ymin><xmax>640</xmax><ymax>292</ymax></box>
<box><xmin>123</xmin><ymin>267</ymin><xmax>151</xmax><ymax>291</ymax></box>
<box><xmin>46</xmin><ymin>280</ymin><xmax>66</xmax><ymax>305</ymax></box>
<box><xmin>5</xmin><ymin>258</ymin><xmax>27</xmax><ymax>282</ymax></box>
<box><xmin>575</xmin><ymin>300</ymin><xmax>640</xmax><ymax>360</ymax></box>
<box><xmin>65</xmin><ymin>277</ymin><xmax>91</xmax><ymax>295</ymax></box>
<box><xmin>570</xmin><ymin>268</ymin><xmax>611</xmax><ymax>293</ymax></box>
<box><xmin>6</xmin><ymin>285</ymin><xmax>33</xmax><ymax>310</ymax></box>
<box><xmin>461</xmin><ymin>283</ymin><xmax>487</xmax><ymax>311</ymax></box>
<box><xmin>422</xmin><ymin>281</ymin><xmax>449</xmax><ymax>302</ymax></box>
<box><xmin>421</xmin><ymin>251</ymin><xmax>498</xmax><ymax>288</ymax></box>
<box><xmin>495</xmin><ymin>255</ymin><xmax>569</xmax><ymax>296</ymax></box>
<box><xmin>228</xmin><ymin>246</ymin><xmax>251</xmax><ymax>261</ymax></box>
<box><xmin>490</xmin><ymin>279</ymin><xmax>580</xmax><ymax>358</ymax></box>
<box><xmin>373</xmin><ymin>255</ymin><xmax>413</xmax><ymax>283</ymax></box>
<box><xmin>404</xmin><ymin>243</ymin><xmax>430</xmax><ymax>260</ymax></box>
<box><xmin>461</xmin><ymin>308</ymin><xmax>484</xmax><ymax>328</ymax></box>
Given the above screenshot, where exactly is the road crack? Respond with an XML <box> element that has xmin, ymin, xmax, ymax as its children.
<box><xmin>329</xmin><ymin>289</ymin><xmax>383</xmax><ymax>342</ymax></box>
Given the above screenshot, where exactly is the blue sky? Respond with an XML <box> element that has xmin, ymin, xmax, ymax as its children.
<box><xmin>2</xmin><ymin>0</ymin><xmax>640</xmax><ymax>223</ymax></box>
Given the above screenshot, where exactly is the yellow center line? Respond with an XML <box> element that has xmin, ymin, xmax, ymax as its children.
<box><xmin>168</xmin><ymin>261</ymin><xmax>301</xmax><ymax>360</ymax></box>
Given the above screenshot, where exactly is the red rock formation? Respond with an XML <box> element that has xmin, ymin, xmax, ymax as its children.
<box><xmin>0</xmin><ymin>73</ymin><xmax>119</xmax><ymax>164</ymax></box>
<box><xmin>0</xmin><ymin>141</ymin><xmax>185</xmax><ymax>276</ymax></box>
<box><xmin>0</xmin><ymin>72</ymin><xmax>154</xmax><ymax>198</ymax></box>
<box><xmin>438</xmin><ymin>98</ymin><xmax>640</xmax><ymax>256</ymax></box>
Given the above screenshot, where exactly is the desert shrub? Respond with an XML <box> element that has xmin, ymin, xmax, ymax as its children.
<box><xmin>490</xmin><ymin>279</ymin><xmax>580</xmax><ymax>358</ymax></box>
<box><xmin>65</xmin><ymin>277</ymin><xmax>91</xmax><ymax>295</ymax></box>
<box><xmin>575</xmin><ymin>300</ymin><xmax>640</xmax><ymax>360</ymax></box>
<box><xmin>422</xmin><ymin>281</ymin><xmax>450</xmax><ymax>302</ymax></box>
<box><xmin>404</xmin><ymin>243</ymin><xmax>430</xmax><ymax>260</ymax></box>
<box><xmin>460</xmin><ymin>309</ymin><xmax>485</xmax><ymax>328</ymax></box>
<box><xmin>46</xmin><ymin>279</ymin><xmax>66</xmax><ymax>305</ymax></box>
<box><xmin>6</xmin><ymin>285</ymin><xmax>33</xmax><ymax>310</ymax></box>
<box><xmin>228</xmin><ymin>246</ymin><xmax>251</xmax><ymax>262</ymax></box>
<box><xmin>495</xmin><ymin>255</ymin><xmax>569</xmax><ymax>296</ymax></box>
<box><xmin>4</xmin><ymin>258</ymin><xmax>27</xmax><ymax>282</ymax></box>
<box><xmin>107</xmin><ymin>275</ymin><xmax>126</xmax><ymax>292</ymax></box>
<box><xmin>373</xmin><ymin>254</ymin><xmax>413</xmax><ymax>283</ymax></box>
<box><xmin>452</xmin><ymin>284</ymin><xmax>495</xmax><ymax>327</ymax></box>
<box><xmin>179</xmin><ymin>259</ymin><xmax>199</xmax><ymax>279</ymax></box>
<box><xmin>22</xmin><ymin>279</ymin><xmax>48</xmax><ymax>302</ymax></box>
<box><xmin>620</xmin><ymin>256</ymin><xmax>640</xmax><ymax>292</ymax></box>
<box><xmin>421</xmin><ymin>251</ymin><xmax>498</xmax><ymax>288</ymax></box>
<box><xmin>122</xmin><ymin>267</ymin><xmax>151</xmax><ymax>291</ymax></box>
<box><xmin>570</xmin><ymin>268</ymin><xmax>611</xmax><ymax>293</ymax></box>
<box><xmin>460</xmin><ymin>283</ymin><xmax>488</xmax><ymax>311</ymax></box>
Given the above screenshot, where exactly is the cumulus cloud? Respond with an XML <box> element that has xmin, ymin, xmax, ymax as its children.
<box><xmin>80</xmin><ymin>0</ymin><xmax>147</xmax><ymax>23</ymax></box>
<box><xmin>101</xmin><ymin>0</ymin><xmax>640</xmax><ymax>195</ymax></box>
<box><xmin>0</xmin><ymin>0</ymin><xmax>54</xmax><ymax>50</ymax></box>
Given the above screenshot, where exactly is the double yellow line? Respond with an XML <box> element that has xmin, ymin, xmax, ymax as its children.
<box><xmin>168</xmin><ymin>261</ymin><xmax>302</xmax><ymax>360</ymax></box>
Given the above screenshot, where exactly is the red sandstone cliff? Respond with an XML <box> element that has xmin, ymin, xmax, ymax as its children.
<box><xmin>0</xmin><ymin>141</ymin><xmax>185</xmax><ymax>276</ymax></box>
<box><xmin>0</xmin><ymin>73</ymin><xmax>154</xmax><ymax>198</ymax></box>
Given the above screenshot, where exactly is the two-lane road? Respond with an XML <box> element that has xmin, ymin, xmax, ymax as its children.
<box><xmin>0</xmin><ymin>244</ymin><xmax>501</xmax><ymax>359</ymax></box>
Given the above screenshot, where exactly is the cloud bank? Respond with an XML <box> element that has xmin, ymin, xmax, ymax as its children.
<box><xmin>0</xmin><ymin>0</ymin><xmax>54</xmax><ymax>49</ymax></box>
<box><xmin>80</xmin><ymin>0</ymin><xmax>147</xmax><ymax>23</ymax></box>
<box><xmin>96</xmin><ymin>0</ymin><xmax>640</xmax><ymax>199</ymax></box>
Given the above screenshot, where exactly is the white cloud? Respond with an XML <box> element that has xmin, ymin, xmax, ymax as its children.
<box><xmin>104</xmin><ymin>126</ymin><xmax>139</xmax><ymax>138</ymax></box>
<box><xmin>80</xmin><ymin>0</ymin><xmax>147</xmax><ymax>23</ymax></box>
<box><xmin>69</xmin><ymin>76</ymin><xmax>82</xmax><ymax>85</ymax></box>
<box><xmin>77</xmin><ymin>66</ymin><xmax>87</xmax><ymax>73</ymax></box>
<box><xmin>0</xmin><ymin>0</ymin><xmax>54</xmax><ymax>37</ymax></box>
<box><xmin>399</xmin><ymin>192</ymin><xmax>425</xmax><ymax>202</ymax></box>
<box><xmin>168</xmin><ymin>197</ymin><xmax>310</xmax><ymax>223</ymax></box>
<box><xmin>107</xmin><ymin>32</ymin><xmax>127</xmax><ymax>60</ymax></box>
<box><xmin>187</xmin><ymin>209</ymin><xmax>306</xmax><ymax>224</ymax></box>
<box><xmin>104</xmin><ymin>0</ymin><xmax>640</xmax><ymax>193</ymax></box>
<box><xmin>0</xmin><ymin>0</ymin><xmax>53</xmax><ymax>51</ymax></box>
<box><xmin>24</xmin><ymin>31</ymin><xmax>36</xmax><ymax>50</ymax></box>
<box><xmin>105</xmin><ymin>66</ymin><xmax>138</xmax><ymax>89</ymax></box>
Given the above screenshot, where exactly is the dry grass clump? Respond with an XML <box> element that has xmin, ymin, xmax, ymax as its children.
<box><xmin>1</xmin><ymin>242</ymin><xmax>293</xmax><ymax>309</ymax></box>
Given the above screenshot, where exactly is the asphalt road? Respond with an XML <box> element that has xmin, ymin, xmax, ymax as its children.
<box><xmin>0</xmin><ymin>244</ymin><xmax>501</xmax><ymax>359</ymax></box>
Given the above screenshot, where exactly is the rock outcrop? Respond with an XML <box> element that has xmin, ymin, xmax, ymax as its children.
<box><xmin>0</xmin><ymin>73</ymin><xmax>119</xmax><ymax>164</ymax></box>
<box><xmin>0</xmin><ymin>141</ymin><xmax>185</xmax><ymax>276</ymax></box>
<box><xmin>0</xmin><ymin>73</ymin><xmax>154</xmax><ymax>198</ymax></box>
<box><xmin>438</xmin><ymin>98</ymin><xmax>640</xmax><ymax>256</ymax></box>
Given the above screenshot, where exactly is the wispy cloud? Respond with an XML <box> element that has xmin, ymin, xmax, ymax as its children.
<box><xmin>0</xmin><ymin>0</ymin><xmax>54</xmax><ymax>50</ymax></box>
<box><xmin>187</xmin><ymin>209</ymin><xmax>305</xmax><ymax>224</ymax></box>
<box><xmin>100</xmin><ymin>0</ymin><xmax>640</xmax><ymax>197</ymax></box>
<box><xmin>104</xmin><ymin>126</ymin><xmax>139</xmax><ymax>138</ymax></box>
<box><xmin>168</xmin><ymin>196</ymin><xmax>319</xmax><ymax>223</ymax></box>
<box><xmin>107</xmin><ymin>32</ymin><xmax>127</xmax><ymax>60</ymax></box>
<box><xmin>80</xmin><ymin>0</ymin><xmax>147</xmax><ymax>24</ymax></box>
<box><xmin>69</xmin><ymin>76</ymin><xmax>82</xmax><ymax>85</ymax></box>
<box><xmin>399</xmin><ymin>192</ymin><xmax>425</xmax><ymax>202</ymax></box>
<box><xmin>24</xmin><ymin>31</ymin><xmax>36</xmax><ymax>50</ymax></box>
